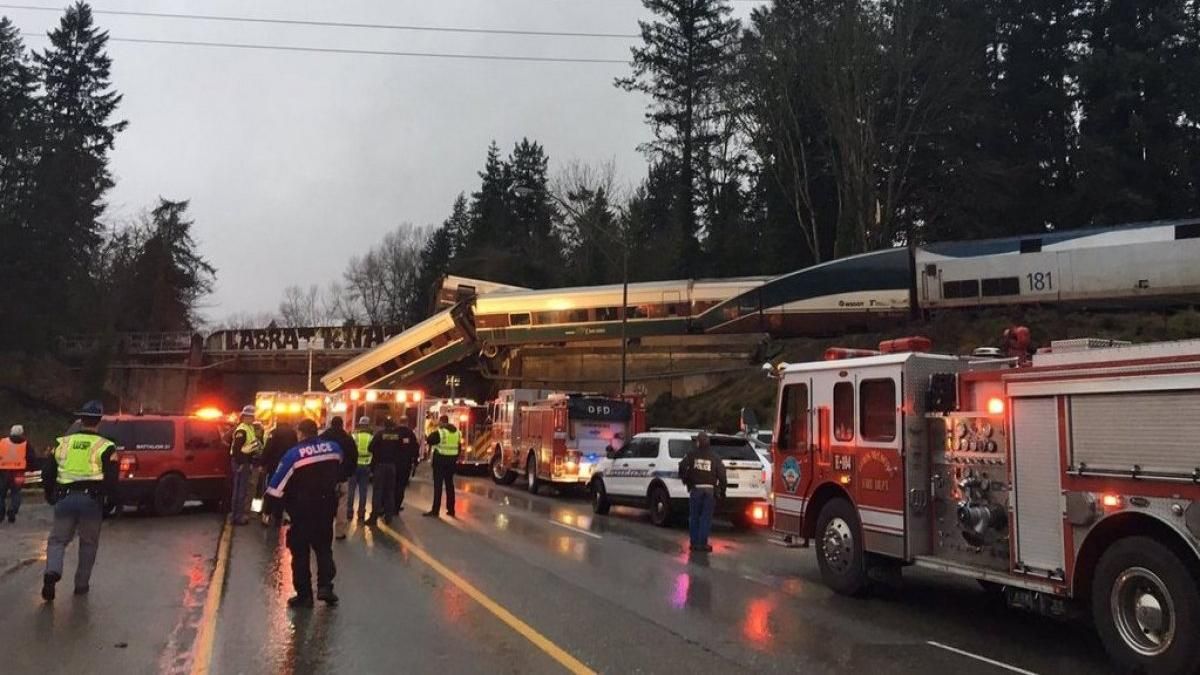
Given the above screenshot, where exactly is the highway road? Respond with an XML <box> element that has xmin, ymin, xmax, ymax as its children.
<box><xmin>0</xmin><ymin>468</ymin><xmax>1118</xmax><ymax>674</ymax></box>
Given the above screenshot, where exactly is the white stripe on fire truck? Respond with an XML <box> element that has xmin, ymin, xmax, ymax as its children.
<box><xmin>857</xmin><ymin>508</ymin><xmax>904</xmax><ymax>531</ymax></box>
<box><xmin>774</xmin><ymin>495</ymin><xmax>806</xmax><ymax>514</ymax></box>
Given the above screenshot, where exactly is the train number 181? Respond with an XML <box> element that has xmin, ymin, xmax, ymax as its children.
<box><xmin>1027</xmin><ymin>271</ymin><xmax>1053</xmax><ymax>292</ymax></box>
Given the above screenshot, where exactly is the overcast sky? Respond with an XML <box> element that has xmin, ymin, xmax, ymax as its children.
<box><xmin>6</xmin><ymin>0</ymin><xmax>765</xmax><ymax>322</ymax></box>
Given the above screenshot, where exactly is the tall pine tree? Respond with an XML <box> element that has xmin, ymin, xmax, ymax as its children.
<box><xmin>0</xmin><ymin>18</ymin><xmax>38</xmax><ymax>346</ymax></box>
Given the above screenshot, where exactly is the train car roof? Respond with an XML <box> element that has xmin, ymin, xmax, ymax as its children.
<box><xmin>439</xmin><ymin>274</ymin><xmax>529</xmax><ymax>294</ymax></box>
<box><xmin>474</xmin><ymin>279</ymin><xmax>694</xmax><ymax>313</ymax></box>
<box><xmin>918</xmin><ymin>218</ymin><xmax>1200</xmax><ymax>259</ymax></box>
<box><xmin>320</xmin><ymin>304</ymin><xmax>465</xmax><ymax>391</ymax></box>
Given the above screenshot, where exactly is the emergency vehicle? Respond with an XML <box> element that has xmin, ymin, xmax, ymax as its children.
<box><xmin>324</xmin><ymin>388</ymin><xmax>423</xmax><ymax>432</ymax></box>
<box><xmin>420</xmin><ymin>398</ymin><xmax>490</xmax><ymax>467</ymax></box>
<box><xmin>768</xmin><ymin>335</ymin><xmax>1200</xmax><ymax>674</ymax></box>
<box><xmin>253</xmin><ymin>391</ymin><xmax>324</xmax><ymax>429</ymax></box>
<box><xmin>488</xmin><ymin>389</ymin><xmax>646</xmax><ymax>494</ymax></box>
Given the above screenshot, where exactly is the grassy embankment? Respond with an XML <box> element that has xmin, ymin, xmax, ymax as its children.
<box><xmin>647</xmin><ymin>307</ymin><xmax>1200</xmax><ymax>432</ymax></box>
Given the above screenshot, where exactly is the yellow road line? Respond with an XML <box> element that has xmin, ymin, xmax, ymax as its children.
<box><xmin>190</xmin><ymin>517</ymin><xmax>233</xmax><ymax>675</ymax></box>
<box><xmin>378</xmin><ymin>523</ymin><xmax>595</xmax><ymax>675</ymax></box>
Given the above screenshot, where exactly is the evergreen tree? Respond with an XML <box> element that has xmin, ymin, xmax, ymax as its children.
<box><xmin>617</xmin><ymin>0</ymin><xmax>740</xmax><ymax>276</ymax></box>
<box><xmin>0</xmin><ymin>18</ymin><xmax>38</xmax><ymax>345</ymax></box>
<box><xmin>442</xmin><ymin>193</ymin><xmax>470</xmax><ymax>257</ymax></box>
<box><xmin>562</xmin><ymin>185</ymin><xmax>620</xmax><ymax>286</ymax></box>
<box><xmin>622</xmin><ymin>161</ymin><xmax>682</xmax><ymax>281</ymax></box>
<box><xmin>466</xmin><ymin>141</ymin><xmax>512</xmax><ymax>252</ymax></box>
<box><xmin>508</xmin><ymin>138</ymin><xmax>562</xmax><ymax>287</ymax></box>
<box><xmin>28</xmin><ymin>1</ymin><xmax>126</xmax><ymax>335</ymax></box>
<box><xmin>117</xmin><ymin>199</ymin><xmax>215</xmax><ymax>332</ymax></box>
<box><xmin>413</xmin><ymin>225</ymin><xmax>453</xmax><ymax>317</ymax></box>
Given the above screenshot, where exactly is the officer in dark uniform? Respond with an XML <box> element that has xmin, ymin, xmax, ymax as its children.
<box><xmin>391</xmin><ymin>419</ymin><xmax>420</xmax><ymax>513</ymax></box>
<box><xmin>366</xmin><ymin>418</ymin><xmax>404</xmax><ymax>524</ymax></box>
<box><xmin>265</xmin><ymin>419</ymin><xmax>342</xmax><ymax>607</ymax></box>
<box><xmin>677</xmin><ymin>431</ymin><xmax>727</xmax><ymax>553</ymax></box>
<box><xmin>41</xmin><ymin>400</ymin><xmax>119</xmax><ymax>601</ymax></box>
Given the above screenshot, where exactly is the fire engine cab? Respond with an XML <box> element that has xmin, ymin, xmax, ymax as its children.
<box><xmin>770</xmin><ymin>336</ymin><xmax>1200</xmax><ymax>674</ymax></box>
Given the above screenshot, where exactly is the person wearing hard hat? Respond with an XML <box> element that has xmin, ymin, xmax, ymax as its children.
<box><xmin>229</xmin><ymin>405</ymin><xmax>263</xmax><ymax>525</ymax></box>
<box><xmin>0</xmin><ymin>424</ymin><xmax>35</xmax><ymax>523</ymax></box>
<box><xmin>41</xmin><ymin>401</ymin><xmax>118</xmax><ymax>601</ymax></box>
<box><xmin>348</xmin><ymin>417</ymin><xmax>373</xmax><ymax>522</ymax></box>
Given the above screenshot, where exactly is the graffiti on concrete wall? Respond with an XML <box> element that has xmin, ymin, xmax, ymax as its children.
<box><xmin>208</xmin><ymin>326</ymin><xmax>402</xmax><ymax>352</ymax></box>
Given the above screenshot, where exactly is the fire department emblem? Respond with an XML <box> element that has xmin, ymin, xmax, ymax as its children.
<box><xmin>781</xmin><ymin>456</ymin><xmax>802</xmax><ymax>493</ymax></box>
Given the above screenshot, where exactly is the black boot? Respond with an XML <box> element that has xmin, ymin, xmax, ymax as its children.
<box><xmin>287</xmin><ymin>594</ymin><xmax>314</xmax><ymax>608</ymax></box>
<box><xmin>316</xmin><ymin>586</ymin><xmax>339</xmax><ymax>605</ymax></box>
<box><xmin>41</xmin><ymin>572</ymin><xmax>60</xmax><ymax>601</ymax></box>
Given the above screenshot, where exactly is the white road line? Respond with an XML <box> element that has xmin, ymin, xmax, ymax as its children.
<box><xmin>927</xmin><ymin>641</ymin><xmax>1040</xmax><ymax>675</ymax></box>
<box><xmin>549</xmin><ymin>520</ymin><xmax>603</xmax><ymax>540</ymax></box>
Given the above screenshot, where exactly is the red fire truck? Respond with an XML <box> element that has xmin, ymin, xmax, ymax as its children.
<box><xmin>489</xmin><ymin>389</ymin><xmax>646</xmax><ymax>494</ymax></box>
<box><xmin>769</xmin><ymin>336</ymin><xmax>1200</xmax><ymax>674</ymax></box>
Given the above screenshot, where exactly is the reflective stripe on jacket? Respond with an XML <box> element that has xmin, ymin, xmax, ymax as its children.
<box><xmin>54</xmin><ymin>433</ymin><xmax>112</xmax><ymax>484</ymax></box>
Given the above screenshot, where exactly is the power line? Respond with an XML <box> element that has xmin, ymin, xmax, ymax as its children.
<box><xmin>0</xmin><ymin>3</ymin><xmax>641</xmax><ymax>39</ymax></box>
<box><xmin>19</xmin><ymin>32</ymin><xmax>629</xmax><ymax>64</ymax></box>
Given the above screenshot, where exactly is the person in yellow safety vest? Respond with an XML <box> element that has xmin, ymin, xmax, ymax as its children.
<box><xmin>423</xmin><ymin>415</ymin><xmax>462</xmax><ymax>519</ymax></box>
<box><xmin>0</xmin><ymin>424</ymin><xmax>35</xmax><ymax>524</ymax></box>
<box><xmin>40</xmin><ymin>401</ymin><xmax>118</xmax><ymax>601</ymax></box>
<box><xmin>347</xmin><ymin>417</ymin><xmax>372</xmax><ymax>521</ymax></box>
<box><xmin>229</xmin><ymin>405</ymin><xmax>262</xmax><ymax>525</ymax></box>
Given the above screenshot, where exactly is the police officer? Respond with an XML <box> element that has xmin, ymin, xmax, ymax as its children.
<box><xmin>41</xmin><ymin>401</ymin><xmax>118</xmax><ymax>601</ymax></box>
<box><xmin>424</xmin><ymin>415</ymin><xmax>462</xmax><ymax>519</ymax></box>
<box><xmin>264</xmin><ymin>419</ymin><xmax>341</xmax><ymax>607</ymax></box>
<box><xmin>366</xmin><ymin>418</ymin><xmax>403</xmax><ymax>525</ymax></box>
<box><xmin>320</xmin><ymin>416</ymin><xmax>357</xmax><ymax>540</ymax></box>
<box><xmin>229</xmin><ymin>405</ymin><xmax>262</xmax><ymax>525</ymax></box>
<box><xmin>391</xmin><ymin>418</ymin><xmax>420</xmax><ymax>513</ymax></box>
<box><xmin>677</xmin><ymin>431</ymin><xmax>726</xmax><ymax>553</ymax></box>
<box><xmin>348</xmin><ymin>417</ymin><xmax>372</xmax><ymax>521</ymax></box>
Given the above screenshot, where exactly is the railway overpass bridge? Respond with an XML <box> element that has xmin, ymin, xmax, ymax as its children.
<box><xmin>58</xmin><ymin>326</ymin><xmax>766</xmax><ymax>414</ymax></box>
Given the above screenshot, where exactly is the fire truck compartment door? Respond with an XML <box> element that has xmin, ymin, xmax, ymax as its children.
<box><xmin>1010</xmin><ymin>397</ymin><xmax>1065</xmax><ymax>576</ymax></box>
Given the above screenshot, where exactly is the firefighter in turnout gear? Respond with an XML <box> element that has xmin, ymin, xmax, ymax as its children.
<box><xmin>677</xmin><ymin>432</ymin><xmax>727</xmax><ymax>553</ymax></box>
<box><xmin>423</xmin><ymin>415</ymin><xmax>462</xmax><ymax>518</ymax></box>
<box><xmin>229</xmin><ymin>405</ymin><xmax>262</xmax><ymax>525</ymax></box>
<box><xmin>41</xmin><ymin>401</ymin><xmax>119</xmax><ymax>601</ymax></box>
<box><xmin>348</xmin><ymin>417</ymin><xmax>372</xmax><ymax>521</ymax></box>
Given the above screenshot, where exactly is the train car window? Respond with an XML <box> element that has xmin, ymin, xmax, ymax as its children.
<box><xmin>1019</xmin><ymin>238</ymin><xmax>1042</xmax><ymax>253</ymax></box>
<box><xmin>509</xmin><ymin>313</ymin><xmax>531</xmax><ymax>326</ymax></box>
<box><xmin>833</xmin><ymin>382</ymin><xmax>854</xmax><ymax>442</ymax></box>
<box><xmin>568</xmin><ymin>309</ymin><xmax>589</xmax><ymax>323</ymax></box>
<box><xmin>596</xmin><ymin>307</ymin><xmax>619</xmax><ymax>321</ymax></box>
<box><xmin>981</xmin><ymin>277</ymin><xmax>1020</xmax><ymax>296</ymax></box>
<box><xmin>533</xmin><ymin>311</ymin><xmax>556</xmax><ymax>325</ymax></box>
<box><xmin>777</xmin><ymin>383</ymin><xmax>809</xmax><ymax>451</ymax></box>
<box><xmin>859</xmin><ymin>379</ymin><xmax>896</xmax><ymax>442</ymax></box>
<box><xmin>1175</xmin><ymin>223</ymin><xmax>1200</xmax><ymax>239</ymax></box>
<box><xmin>942</xmin><ymin>279</ymin><xmax>979</xmax><ymax>299</ymax></box>
<box><xmin>625</xmin><ymin>306</ymin><xmax>648</xmax><ymax>319</ymax></box>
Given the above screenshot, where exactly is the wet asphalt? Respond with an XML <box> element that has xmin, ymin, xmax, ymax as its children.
<box><xmin>0</xmin><ymin>469</ymin><xmax>1118</xmax><ymax>675</ymax></box>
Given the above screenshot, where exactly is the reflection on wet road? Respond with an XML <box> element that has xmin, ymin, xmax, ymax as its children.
<box><xmin>0</xmin><ymin>471</ymin><xmax>1118</xmax><ymax>674</ymax></box>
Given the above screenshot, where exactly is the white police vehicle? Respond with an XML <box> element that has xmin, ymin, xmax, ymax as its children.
<box><xmin>588</xmin><ymin>429</ymin><xmax>770</xmax><ymax>529</ymax></box>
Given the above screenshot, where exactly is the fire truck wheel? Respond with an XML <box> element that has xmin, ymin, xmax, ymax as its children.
<box><xmin>648</xmin><ymin>486</ymin><xmax>674</xmax><ymax>527</ymax></box>
<box><xmin>526</xmin><ymin>454</ymin><xmax>542</xmax><ymax>494</ymax></box>
<box><xmin>153</xmin><ymin>474</ymin><xmax>188</xmax><ymax>517</ymax></box>
<box><xmin>591</xmin><ymin>479</ymin><xmax>611</xmax><ymax>515</ymax></box>
<box><xmin>491</xmin><ymin>449</ymin><xmax>516</xmax><ymax>485</ymax></box>
<box><xmin>1092</xmin><ymin>536</ymin><xmax>1200</xmax><ymax>675</ymax></box>
<box><xmin>814</xmin><ymin>498</ymin><xmax>869</xmax><ymax>596</ymax></box>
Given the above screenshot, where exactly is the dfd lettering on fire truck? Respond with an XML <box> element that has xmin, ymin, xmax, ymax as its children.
<box><xmin>769</xmin><ymin>336</ymin><xmax>1200</xmax><ymax>674</ymax></box>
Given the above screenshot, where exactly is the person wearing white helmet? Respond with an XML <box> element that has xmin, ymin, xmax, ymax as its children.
<box><xmin>228</xmin><ymin>404</ymin><xmax>262</xmax><ymax>525</ymax></box>
<box><xmin>0</xmin><ymin>423</ymin><xmax>35</xmax><ymax>523</ymax></box>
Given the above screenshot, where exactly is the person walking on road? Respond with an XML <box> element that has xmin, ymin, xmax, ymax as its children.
<box><xmin>264</xmin><ymin>419</ymin><xmax>342</xmax><ymax>608</ymax></box>
<box><xmin>259</xmin><ymin>421</ymin><xmax>297</xmax><ymax>527</ymax></box>
<box><xmin>390</xmin><ymin>419</ymin><xmax>420</xmax><ymax>513</ymax></box>
<box><xmin>229</xmin><ymin>405</ymin><xmax>262</xmax><ymax>525</ymax></box>
<box><xmin>41</xmin><ymin>401</ymin><xmax>118</xmax><ymax>601</ymax></box>
<box><xmin>424</xmin><ymin>415</ymin><xmax>462</xmax><ymax>519</ymax></box>
<box><xmin>348</xmin><ymin>417</ymin><xmax>372</xmax><ymax>521</ymax></box>
<box><xmin>678</xmin><ymin>431</ymin><xmax>726</xmax><ymax>553</ymax></box>
<box><xmin>365</xmin><ymin>418</ymin><xmax>403</xmax><ymax>525</ymax></box>
<box><xmin>320</xmin><ymin>416</ymin><xmax>357</xmax><ymax>540</ymax></box>
<box><xmin>0</xmin><ymin>424</ymin><xmax>35</xmax><ymax>523</ymax></box>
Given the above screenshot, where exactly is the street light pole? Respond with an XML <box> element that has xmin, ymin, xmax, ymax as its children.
<box><xmin>620</xmin><ymin>235</ymin><xmax>628</xmax><ymax>394</ymax></box>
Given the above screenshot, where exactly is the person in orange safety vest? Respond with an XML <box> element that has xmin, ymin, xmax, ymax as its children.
<box><xmin>0</xmin><ymin>424</ymin><xmax>36</xmax><ymax>523</ymax></box>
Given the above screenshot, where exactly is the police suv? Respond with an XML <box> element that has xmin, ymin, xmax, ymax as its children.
<box><xmin>588</xmin><ymin>429</ymin><xmax>770</xmax><ymax>529</ymax></box>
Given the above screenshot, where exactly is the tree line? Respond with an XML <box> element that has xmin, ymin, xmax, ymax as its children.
<box><xmin>0</xmin><ymin>3</ymin><xmax>213</xmax><ymax>350</ymax></box>
<box><xmin>324</xmin><ymin>0</ymin><xmax>1200</xmax><ymax>328</ymax></box>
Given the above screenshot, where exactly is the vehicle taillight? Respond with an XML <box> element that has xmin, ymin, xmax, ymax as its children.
<box><xmin>750</xmin><ymin>503</ymin><xmax>769</xmax><ymax>525</ymax></box>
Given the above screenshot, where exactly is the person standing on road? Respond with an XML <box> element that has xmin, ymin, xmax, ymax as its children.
<box><xmin>391</xmin><ymin>419</ymin><xmax>420</xmax><ymax>514</ymax></box>
<box><xmin>0</xmin><ymin>424</ymin><xmax>35</xmax><ymax>523</ymax></box>
<box><xmin>229</xmin><ymin>405</ymin><xmax>262</xmax><ymax>525</ymax></box>
<box><xmin>677</xmin><ymin>432</ymin><xmax>726</xmax><ymax>553</ymax></box>
<box><xmin>366</xmin><ymin>418</ymin><xmax>402</xmax><ymax>525</ymax></box>
<box><xmin>320</xmin><ymin>416</ymin><xmax>356</xmax><ymax>540</ymax></box>
<box><xmin>264</xmin><ymin>419</ymin><xmax>341</xmax><ymax>608</ymax></box>
<box><xmin>348</xmin><ymin>417</ymin><xmax>372</xmax><ymax>521</ymax></box>
<box><xmin>259</xmin><ymin>421</ymin><xmax>297</xmax><ymax>527</ymax></box>
<box><xmin>40</xmin><ymin>401</ymin><xmax>119</xmax><ymax>601</ymax></box>
<box><xmin>423</xmin><ymin>415</ymin><xmax>462</xmax><ymax>519</ymax></box>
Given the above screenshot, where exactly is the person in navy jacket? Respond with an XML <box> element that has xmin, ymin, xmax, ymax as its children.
<box><xmin>265</xmin><ymin>419</ymin><xmax>342</xmax><ymax>607</ymax></box>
